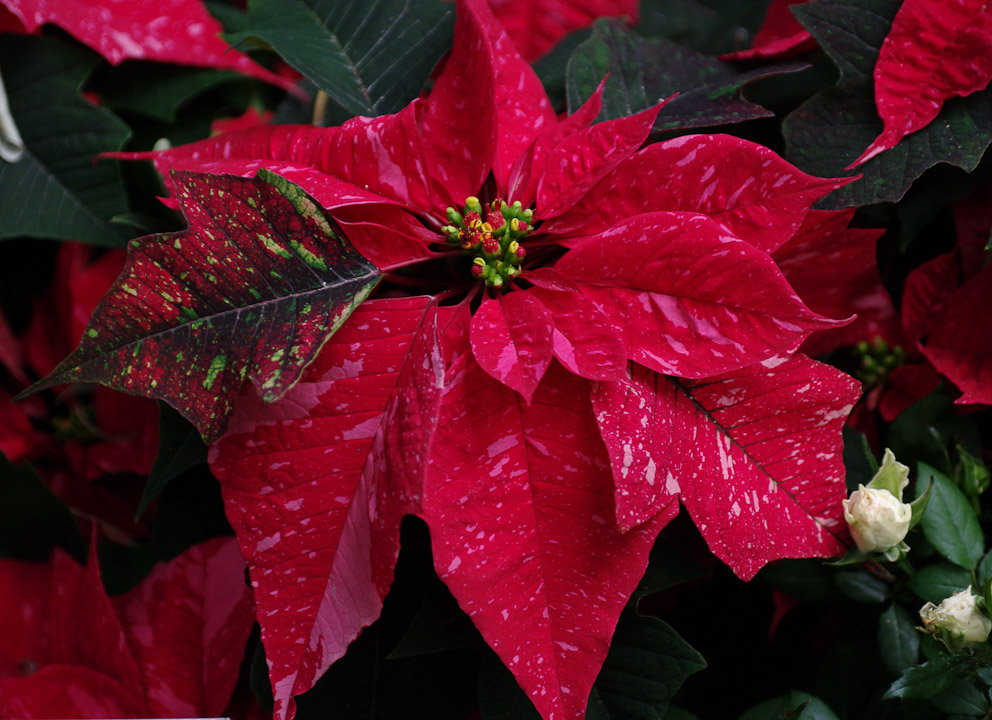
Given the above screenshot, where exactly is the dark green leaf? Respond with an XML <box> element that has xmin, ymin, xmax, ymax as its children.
<box><xmin>592</xmin><ymin>610</ymin><xmax>707</xmax><ymax>720</ymax></box>
<box><xmin>294</xmin><ymin>518</ymin><xmax>478</xmax><ymax>720</ymax></box>
<box><xmin>740</xmin><ymin>692</ymin><xmax>839</xmax><ymax>720</ymax></box>
<box><xmin>0</xmin><ymin>455</ymin><xmax>85</xmax><ymax>563</ymax></box>
<box><xmin>843</xmin><ymin>427</ymin><xmax>877</xmax><ymax>493</ymax></box>
<box><xmin>534</xmin><ymin>29</ymin><xmax>591</xmax><ymax>112</ymax></box>
<box><xmin>478</xmin><ymin>653</ymin><xmax>543</xmax><ymax>720</ymax></box>
<box><xmin>916</xmin><ymin>463</ymin><xmax>984</xmax><ymax>570</ymax></box>
<box><xmin>658</xmin><ymin>708</ymin><xmax>700</xmax><ymax>720</ymax></box>
<box><xmin>96</xmin><ymin>63</ymin><xmax>244</xmax><ymax>123</ymax></box>
<box><xmin>387</xmin><ymin>578</ymin><xmax>482</xmax><ymax>660</ymax></box>
<box><xmin>931</xmin><ymin>680</ymin><xmax>990</xmax><ymax>715</ymax></box>
<box><xmin>137</xmin><ymin>401</ymin><xmax>208</xmax><ymax>519</ymax></box>
<box><xmin>878</xmin><ymin>604</ymin><xmax>920</xmax><ymax>674</ymax></box>
<box><xmin>0</xmin><ymin>36</ymin><xmax>130</xmax><ymax>246</ymax></box>
<box><xmin>907</xmin><ymin>563</ymin><xmax>972</xmax><ymax>605</ymax></box>
<box><xmin>887</xmin><ymin>390</ymin><xmax>980</xmax><ymax>475</ymax></box>
<box><xmin>977</xmin><ymin>550</ymin><xmax>992</xmax><ymax>587</ymax></box>
<box><xmin>783</xmin><ymin>0</ymin><xmax>992</xmax><ymax>209</ymax></box>
<box><xmin>760</xmin><ymin>559</ymin><xmax>836</xmax><ymax>602</ymax></box>
<box><xmin>565</xmin><ymin>19</ymin><xmax>805</xmax><ymax>131</ymax></box>
<box><xmin>884</xmin><ymin>655</ymin><xmax>971</xmax><ymax>700</ymax></box>
<box><xmin>251</xmin><ymin>640</ymin><xmax>275</xmax><ymax>713</ymax></box>
<box><xmin>636</xmin><ymin>0</ymin><xmax>767</xmax><ymax>55</ymax></box>
<box><xmin>634</xmin><ymin>536</ymin><xmax>711</xmax><ymax>601</ymax></box>
<box><xmin>227</xmin><ymin>0</ymin><xmax>454</xmax><ymax>118</ymax></box>
<box><xmin>20</xmin><ymin>169</ymin><xmax>380</xmax><ymax>441</ymax></box>
<box><xmin>835</xmin><ymin>568</ymin><xmax>889</xmax><ymax>603</ymax></box>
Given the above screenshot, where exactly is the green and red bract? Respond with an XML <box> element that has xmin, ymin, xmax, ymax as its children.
<box><xmin>21</xmin><ymin>169</ymin><xmax>381</xmax><ymax>441</ymax></box>
<box><xmin>91</xmin><ymin>0</ymin><xmax>874</xmax><ymax>717</ymax></box>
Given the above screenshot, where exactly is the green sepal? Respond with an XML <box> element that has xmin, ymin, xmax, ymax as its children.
<box><xmin>909</xmin><ymin>478</ymin><xmax>934</xmax><ymax>530</ymax></box>
<box><xmin>984</xmin><ymin>575</ymin><xmax>992</xmax><ymax>619</ymax></box>
<box><xmin>867</xmin><ymin>448</ymin><xmax>910</xmax><ymax>500</ymax></box>
<box><xmin>827</xmin><ymin>546</ymin><xmax>872</xmax><ymax>566</ymax></box>
<box><xmin>957</xmin><ymin>444</ymin><xmax>990</xmax><ymax>499</ymax></box>
<box><xmin>861</xmin><ymin>433</ymin><xmax>880</xmax><ymax>475</ymax></box>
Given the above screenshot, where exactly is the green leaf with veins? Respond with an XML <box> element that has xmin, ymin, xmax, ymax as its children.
<box><xmin>565</xmin><ymin>19</ymin><xmax>807</xmax><ymax>132</ymax></box>
<box><xmin>226</xmin><ymin>0</ymin><xmax>454</xmax><ymax>118</ymax></box>
<box><xmin>0</xmin><ymin>36</ymin><xmax>131</xmax><ymax>246</ymax></box>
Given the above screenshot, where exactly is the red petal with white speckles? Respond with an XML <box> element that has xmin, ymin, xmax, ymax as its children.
<box><xmin>1</xmin><ymin>0</ymin><xmax>296</xmax><ymax>91</ymax></box>
<box><xmin>111</xmin><ymin>101</ymin><xmax>434</xmax><ymax>213</ymax></box>
<box><xmin>555</xmin><ymin>211</ymin><xmax>844</xmax><ymax>379</ymax></box>
<box><xmin>422</xmin><ymin>357</ymin><xmax>674</xmax><ymax>720</ymax></box>
<box><xmin>472</xmin><ymin>0</ymin><xmax>558</xmax><ymax>192</ymax></box>
<box><xmin>113</xmin><ymin>537</ymin><xmax>255</xmax><ymax>718</ymax></box>
<box><xmin>849</xmin><ymin>0</ymin><xmax>992</xmax><ymax>167</ymax></box>
<box><xmin>544</xmin><ymin>134</ymin><xmax>848</xmax><ymax>253</ymax></box>
<box><xmin>0</xmin><ymin>544</ymin><xmax>145</xmax><ymax>708</ymax></box>
<box><xmin>535</xmin><ymin>103</ymin><xmax>665</xmax><ymax>221</ymax></box>
<box><xmin>506</xmin><ymin>81</ymin><xmax>605</xmax><ymax>208</ymax></box>
<box><xmin>209</xmin><ymin>298</ymin><xmax>441</xmax><ymax>720</ymax></box>
<box><xmin>594</xmin><ymin>355</ymin><xmax>860</xmax><ymax>578</ymax></box>
<box><xmin>920</xmin><ymin>262</ymin><xmax>992</xmax><ymax>406</ymax></box>
<box><xmin>470</xmin><ymin>292</ymin><xmax>554</xmax><ymax>402</ymax></box>
<box><xmin>417</xmin><ymin>0</ymin><xmax>499</xmax><ymax>211</ymax></box>
<box><xmin>526</xmin><ymin>268</ymin><xmax>627</xmax><ymax>382</ymax></box>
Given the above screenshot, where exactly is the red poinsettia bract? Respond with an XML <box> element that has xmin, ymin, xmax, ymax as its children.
<box><xmin>0</xmin><ymin>536</ymin><xmax>254</xmax><ymax>719</ymax></box>
<box><xmin>105</xmin><ymin>0</ymin><xmax>865</xmax><ymax>717</ymax></box>
<box><xmin>0</xmin><ymin>0</ymin><xmax>296</xmax><ymax>91</ymax></box>
<box><xmin>850</xmin><ymin>0</ymin><xmax>992</xmax><ymax>166</ymax></box>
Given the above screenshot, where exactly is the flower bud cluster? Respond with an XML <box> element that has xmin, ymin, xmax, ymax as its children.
<box><xmin>443</xmin><ymin>196</ymin><xmax>533</xmax><ymax>288</ymax></box>
<box><xmin>854</xmin><ymin>336</ymin><xmax>905</xmax><ymax>386</ymax></box>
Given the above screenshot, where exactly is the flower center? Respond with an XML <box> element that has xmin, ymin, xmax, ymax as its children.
<box><xmin>442</xmin><ymin>196</ymin><xmax>533</xmax><ymax>288</ymax></box>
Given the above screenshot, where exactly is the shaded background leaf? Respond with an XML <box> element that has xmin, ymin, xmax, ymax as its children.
<box><xmin>0</xmin><ymin>36</ymin><xmax>131</xmax><ymax>246</ymax></box>
<box><xmin>783</xmin><ymin>0</ymin><xmax>992</xmax><ymax>209</ymax></box>
<box><xmin>565</xmin><ymin>19</ymin><xmax>806</xmax><ymax>131</ymax></box>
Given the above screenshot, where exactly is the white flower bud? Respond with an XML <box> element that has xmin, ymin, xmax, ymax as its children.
<box><xmin>842</xmin><ymin>484</ymin><xmax>911</xmax><ymax>553</ymax></box>
<box><xmin>920</xmin><ymin>587</ymin><xmax>991</xmax><ymax>651</ymax></box>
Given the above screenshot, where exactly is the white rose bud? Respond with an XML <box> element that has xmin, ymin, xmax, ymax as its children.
<box><xmin>842</xmin><ymin>484</ymin><xmax>911</xmax><ymax>553</ymax></box>
<box><xmin>920</xmin><ymin>587</ymin><xmax>992</xmax><ymax>651</ymax></box>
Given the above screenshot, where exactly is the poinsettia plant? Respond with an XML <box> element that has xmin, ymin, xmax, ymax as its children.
<box><xmin>3</xmin><ymin>0</ymin><xmax>992</xmax><ymax>717</ymax></box>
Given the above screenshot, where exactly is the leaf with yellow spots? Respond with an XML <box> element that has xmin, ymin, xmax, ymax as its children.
<box><xmin>19</xmin><ymin>169</ymin><xmax>381</xmax><ymax>441</ymax></box>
